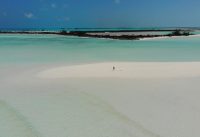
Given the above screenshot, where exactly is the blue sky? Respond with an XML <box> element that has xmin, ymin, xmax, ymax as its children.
<box><xmin>0</xmin><ymin>0</ymin><xmax>200</xmax><ymax>28</ymax></box>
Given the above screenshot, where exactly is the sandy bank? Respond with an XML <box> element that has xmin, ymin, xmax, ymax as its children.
<box><xmin>38</xmin><ymin>62</ymin><xmax>200</xmax><ymax>79</ymax></box>
<box><xmin>140</xmin><ymin>34</ymin><xmax>200</xmax><ymax>40</ymax></box>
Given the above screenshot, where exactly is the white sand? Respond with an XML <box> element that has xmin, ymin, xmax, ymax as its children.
<box><xmin>38</xmin><ymin>62</ymin><xmax>200</xmax><ymax>79</ymax></box>
<box><xmin>2</xmin><ymin>62</ymin><xmax>200</xmax><ymax>137</ymax></box>
<box><xmin>141</xmin><ymin>34</ymin><xmax>200</xmax><ymax>40</ymax></box>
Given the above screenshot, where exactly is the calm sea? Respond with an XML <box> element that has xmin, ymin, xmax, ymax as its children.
<box><xmin>0</xmin><ymin>33</ymin><xmax>200</xmax><ymax>64</ymax></box>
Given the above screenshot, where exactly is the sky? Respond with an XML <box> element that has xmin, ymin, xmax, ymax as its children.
<box><xmin>0</xmin><ymin>0</ymin><xmax>200</xmax><ymax>29</ymax></box>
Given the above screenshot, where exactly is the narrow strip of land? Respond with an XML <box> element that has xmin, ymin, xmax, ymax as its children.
<box><xmin>0</xmin><ymin>29</ymin><xmax>194</xmax><ymax>40</ymax></box>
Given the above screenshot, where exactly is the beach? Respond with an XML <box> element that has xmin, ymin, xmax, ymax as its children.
<box><xmin>1</xmin><ymin>34</ymin><xmax>200</xmax><ymax>137</ymax></box>
<box><xmin>38</xmin><ymin>62</ymin><xmax>200</xmax><ymax>78</ymax></box>
<box><xmin>1</xmin><ymin>62</ymin><xmax>200</xmax><ymax>137</ymax></box>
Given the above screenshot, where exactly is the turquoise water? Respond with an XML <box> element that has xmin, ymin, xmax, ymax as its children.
<box><xmin>1</xmin><ymin>34</ymin><xmax>200</xmax><ymax>64</ymax></box>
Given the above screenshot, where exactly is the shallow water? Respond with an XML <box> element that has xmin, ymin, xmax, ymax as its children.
<box><xmin>1</xmin><ymin>34</ymin><xmax>200</xmax><ymax>64</ymax></box>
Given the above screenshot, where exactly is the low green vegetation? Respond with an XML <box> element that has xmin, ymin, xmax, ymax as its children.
<box><xmin>169</xmin><ymin>29</ymin><xmax>191</xmax><ymax>36</ymax></box>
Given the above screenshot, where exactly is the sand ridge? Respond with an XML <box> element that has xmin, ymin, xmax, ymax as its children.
<box><xmin>38</xmin><ymin>62</ymin><xmax>200</xmax><ymax>79</ymax></box>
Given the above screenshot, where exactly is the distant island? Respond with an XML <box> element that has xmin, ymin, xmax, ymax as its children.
<box><xmin>0</xmin><ymin>29</ymin><xmax>194</xmax><ymax>40</ymax></box>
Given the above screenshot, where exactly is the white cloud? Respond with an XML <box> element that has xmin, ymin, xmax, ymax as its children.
<box><xmin>24</xmin><ymin>13</ymin><xmax>34</xmax><ymax>19</ymax></box>
<box><xmin>114</xmin><ymin>0</ymin><xmax>121</xmax><ymax>4</ymax></box>
<box><xmin>51</xmin><ymin>3</ymin><xmax>57</xmax><ymax>8</ymax></box>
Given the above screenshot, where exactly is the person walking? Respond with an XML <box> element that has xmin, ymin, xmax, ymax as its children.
<box><xmin>113</xmin><ymin>66</ymin><xmax>115</xmax><ymax>71</ymax></box>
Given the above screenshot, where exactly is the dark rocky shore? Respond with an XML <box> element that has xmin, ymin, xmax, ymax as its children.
<box><xmin>0</xmin><ymin>29</ymin><xmax>193</xmax><ymax>40</ymax></box>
